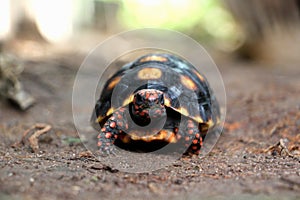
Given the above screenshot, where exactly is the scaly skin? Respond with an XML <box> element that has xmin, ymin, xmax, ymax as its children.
<box><xmin>183</xmin><ymin>119</ymin><xmax>203</xmax><ymax>155</ymax></box>
<box><xmin>97</xmin><ymin>109</ymin><xmax>204</xmax><ymax>155</ymax></box>
<box><xmin>174</xmin><ymin>118</ymin><xmax>203</xmax><ymax>155</ymax></box>
<box><xmin>97</xmin><ymin>108</ymin><xmax>128</xmax><ymax>155</ymax></box>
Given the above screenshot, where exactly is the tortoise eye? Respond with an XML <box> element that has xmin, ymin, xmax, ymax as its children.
<box><xmin>158</xmin><ymin>93</ymin><xmax>164</xmax><ymax>104</ymax></box>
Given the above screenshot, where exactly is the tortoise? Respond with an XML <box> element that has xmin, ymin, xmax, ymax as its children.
<box><xmin>91</xmin><ymin>53</ymin><xmax>220</xmax><ymax>155</ymax></box>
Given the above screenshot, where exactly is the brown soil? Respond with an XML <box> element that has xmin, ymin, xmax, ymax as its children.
<box><xmin>0</xmin><ymin>49</ymin><xmax>299</xmax><ymax>200</ymax></box>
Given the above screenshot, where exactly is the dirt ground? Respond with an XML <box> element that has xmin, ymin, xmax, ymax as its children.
<box><xmin>0</xmin><ymin>41</ymin><xmax>300</xmax><ymax>200</ymax></box>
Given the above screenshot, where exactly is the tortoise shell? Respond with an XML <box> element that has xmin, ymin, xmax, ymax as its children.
<box><xmin>91</xmin><ymin>54</ymin><xmax>220</xmax><ymax>153</ymax></box>
<box><xmin>91</xmin><ymin>53</ymin><xmax>220</xmax><ymax>153</ymax></box>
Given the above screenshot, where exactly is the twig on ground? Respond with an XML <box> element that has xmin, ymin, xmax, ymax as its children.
<box><xmin>264</xmin><ymin>138</ymin><xmax>297</xmax><ymax>158</ymax></box>
<box><xmin>12</xmin><ymin>123</ymin><xmax>52</xmax><ymax>152</ymax></box>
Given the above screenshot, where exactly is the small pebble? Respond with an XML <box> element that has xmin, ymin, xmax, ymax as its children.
<box><xmin>174</xmin><ymin>179</ymin><xmax>183</xmax><ymax>185</ymax></box>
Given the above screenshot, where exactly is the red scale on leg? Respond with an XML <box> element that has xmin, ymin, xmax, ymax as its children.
<box><xmin>180</xmin><ymin>119</ymin><xmax>203</xmax><ymax>155</ymax></box>
<box><xmin>97</xmin><ymin>108</ymin><xmax>128</xmax><ymax>155</ymax></box>
<box><xmin>117</xmin><ymin>114</ymin><xmax>122</xmax><ymax>119</ymax></box>
<box><xmin>188</xmin><ymin>129</ymin><xmax>194</xmax><ymax>135</ymax></box>
<box><xmin>117</xmin><ymin>121</ymin><xmax>123</xmax><ymax>127</ymax></box>
<box><xmin>105</xmin><ymin>132</ymin><xmax>112</xmax><ymax>139</ymax></box>
<box><xmin>109</xmin><ymin>121</ymin><xmax>116</xmax><ymax>128</ymax></box>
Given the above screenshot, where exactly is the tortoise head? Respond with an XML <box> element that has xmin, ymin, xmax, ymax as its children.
<box><xmin>131</xmin><ymin>89</ymin><xmax>166</xmax><ymax>124</ymax></box>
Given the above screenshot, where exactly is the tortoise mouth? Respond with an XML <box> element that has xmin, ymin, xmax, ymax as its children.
<box><xmin>141</xmin><ymin>105</ymin><xmax>166</xmax><ymax>118</ymax></box>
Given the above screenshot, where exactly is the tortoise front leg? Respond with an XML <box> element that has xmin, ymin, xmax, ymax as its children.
<box><xmin>97</xmin><ymin>108</ymin><xmax>128</xmax><ymax>155</ymax></box>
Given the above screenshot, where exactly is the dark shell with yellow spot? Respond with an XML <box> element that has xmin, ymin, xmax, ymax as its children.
<box><xmin>91</xmin><ymin>53</ymin><xmax>220</xmax><ymax>135</ymax></box>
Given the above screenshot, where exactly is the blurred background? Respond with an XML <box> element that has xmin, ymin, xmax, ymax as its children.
<box><xmin>0</xmin><ymin>0</ymin><xmax>299</xmax><ymax>63</ymax></box>
<box><xmin>1</xmin><ymin>2</ymin><xmax>300</xmax><ymax>199</ymax></box>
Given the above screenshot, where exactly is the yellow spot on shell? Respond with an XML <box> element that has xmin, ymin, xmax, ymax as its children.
<box><xmin>122</xmin><ymin>135</ymin><xmax>131</xmax><ymax>143</ymax></box>
<box><xmin>107</xmin><ymin>76</ymin><xmax>121</xmax><ymax>90</ymax></box>
<box><xmin>180</xmin><ymin>75</ymin><xmax>197</xmax><ymax>90</ymax></box>
<box><xmin>179</xmin><ymin>107</ymin><xmax>189</xmax><ymax>116</ymax></box>
<box><xmin>96</xmin><ymin>116</ymin><xmax>105</xmax><ymax>123</ymax></box>
<box><xmin>122</xmin><ymin>95</ymin><xmax>134</xmax><ymax>106</ymax></box>
<box><xmin>158</xmin><ymin>130</ymin><xmax>168</xmax><ymax>140</ymax></box>
<box><xmin>137</xmin><ymin>68</ymin><xmax>162</xmax><ymax>80</ymax></box>
<box><xmin>206</xmin><ymin>119</ymin><xmax>214</xmax><ymax>128</ymax></box>
<box><xmin>139</xmin><ymin>55</ymin><xmax>168</xmax><ymax>63</ymax></box>
<box><xmin>130</xmin><ymin>134</ymin><xmax>140</xmax><ymax>141</ymax></box>
<box><xmin>194</xmin><ymin>116</ymin><xmax>204</xmax><ymax>124</ymax></box>
<box><xmin>128</xmin><ymin>130</ymin><xmax>178</xmax><ymax>143</ymax></box>
<box><xmin>193</xmin><ymin>69</ymin><xmax>206</xmax><ymax>82</ymax></box>
<box><xmin>165</xmin><ymin>131</ymin><xmax>177</xmax><ymax>143</ymax></box>
<box><xmin>164</xmin><ymin>97</ymin><xmax>171</xmax><ymax>107</ymax></box>
<box><xmin>106</xmin><ymin>107</ymin><xmax>114</xmax><ymax>116</ymax></box>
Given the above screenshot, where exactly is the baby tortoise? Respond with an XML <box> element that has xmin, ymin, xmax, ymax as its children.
<box><xmin>91</xmin><ymin>53</ymin><xmax>220</xmax><ymax>155</ymax></box>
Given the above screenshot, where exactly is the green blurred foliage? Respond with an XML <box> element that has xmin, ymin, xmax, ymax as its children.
<box><xmin>115</xmin><ymin>0</ymin><xmax>243</xmax><ymax>50</ymax></box>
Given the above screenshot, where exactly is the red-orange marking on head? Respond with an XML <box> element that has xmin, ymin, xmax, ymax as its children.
<box><xmin>145</xmin><ymin>92</ymin><xmax>150</xmax><ymax>100</ymax></box>
<box><xmin>140</xmin><ymin>111</ymin><xmax>146</xmax><ymax>116</ymax></box>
